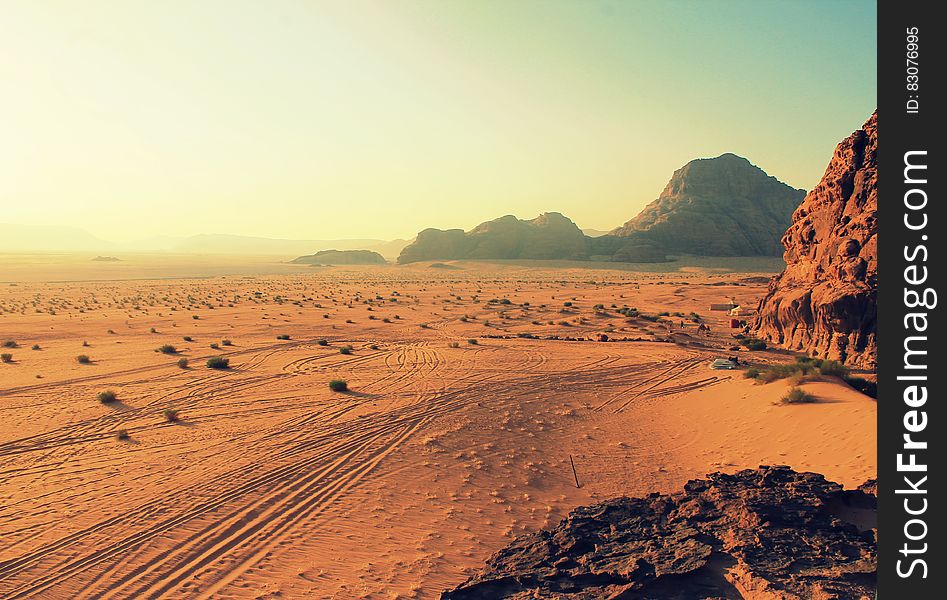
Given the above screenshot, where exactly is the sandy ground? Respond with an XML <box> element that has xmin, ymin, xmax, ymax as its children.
<box><xmin>0</xmin><ymin>262</ymin><xmax>876</xmax><ymax>599</ymax></box>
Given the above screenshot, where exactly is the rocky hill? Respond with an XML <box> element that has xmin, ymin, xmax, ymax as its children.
<box><xmin>443</xmin><ymin>466</ymin><xmax>877</xmax><ymax>599</ymax></box>
<box><xmin>291</xmin><ymin>249</ymin><xmax>387</xmax><ymax>265</ymax></box>
<box><xmin>602</xmin><ymin>153</ymin><xmax>805</xmax><ymax>259</ymax></box>
<box><xmin>397</xmin><ymin>213</ymin><xmax>590</xmax><ymax>264</ymax></box>
<box><xmin>398</xmin><ymin>156</ymin><xmax>803</xmax><ymax>265</ymax></box>
<box><xmin>755</xmin><ymin>113</ymin><xmax>877</xmax><ymax>369</ymax></box>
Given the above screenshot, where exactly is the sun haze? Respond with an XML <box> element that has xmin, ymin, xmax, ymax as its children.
<box><xmin>1</xmin><ymin>0</ymin><xmax>874</xmax><ymax>243</ymax></box>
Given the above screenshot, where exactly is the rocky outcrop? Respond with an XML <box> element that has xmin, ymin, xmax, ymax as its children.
<box><xmin>443</xmin><ymin>466</ymin><xmax>876</xmax><ymax>599</ymax></box>
<box><xmin>397</xmin><ymin>213</ymin><xmax>590</xmax><ymax>264</ymax></box>
<box><xmin>397</xmin><ymin>156</ymin><xmax>803</xmax><ymax>265</ymax></box>
<box><xmin>291</xmin><ymin>249</ymin><xmax>386</xmax><ymax>265</ymax></box>
<box><xmin>755</xmin><ymin>113</ymin><xmax>877</xmax><ymax>369</ymax></box>
<box><xmin>605</xmin><ymin>153</ymin><xmax>805</xmax><ymax>258</ymax></box>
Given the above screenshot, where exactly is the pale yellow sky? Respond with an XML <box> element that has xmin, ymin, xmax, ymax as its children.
<box><xmin>1</xmin><ymin>1</ymin><xmax>875</xmax><ymax>242</ymax></box>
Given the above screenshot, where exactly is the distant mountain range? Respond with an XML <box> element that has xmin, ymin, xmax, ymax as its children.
<box><xmin>0</xmin><ymin>225</ymin><xmax>409</xmax><ymax>260</ymax></box>
<box><xmin>398</xmin><ymin>153</ymin><xmax>805</xmax><ymax>264</ymax></box>
<box><xmin>4</xmin><ymin>153</ymin><xmax>804</xmax><ymax>266</ymax></box>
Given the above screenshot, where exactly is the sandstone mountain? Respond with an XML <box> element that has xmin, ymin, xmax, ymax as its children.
<box><xmin>755</xmin><ymin>113</ymin><xmax>877</xmax><ymax>369</ymax></box>
<box><xmin>397</xmin><ymin>213</ymin><xmax>590</xmax><ymax>264</ymax></box>
<box><xmin>399</xmin><ymin>155</ymin><xmax>804</xmax><ymax>264</ymax></box>
<box><xmin>600</xmin><ymin>153</ymin><xmax>805</xmax><ymax>260</ymax></box>
<box><xmin>291</xmin><ymin>249</ymin><xmax>387</xmax><ymax>265</ymax></box>
<box><xmin>443</xmin><ymin>466</ymin><xmax>877</xmax><ymax>599</ymax></box>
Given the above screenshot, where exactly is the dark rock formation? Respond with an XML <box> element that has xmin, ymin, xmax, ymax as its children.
<box><xmin>290</xmin><ymin>249</ymin><xmax>386</xmax><ymax>265</ymax></box>
<box><xmin>398</xmin><ymin>156</ymin><xmax>803</xmax><ymax>265</ymax></box>
<box><xmin>755</xmin><ymin>113</ymin><xmax>877</xmax><ymax>369</ymax></box>
<box><xmin>604</xmin><ymin>153</ymin><xmax>805</xmax><ymax>259</ymax></box>
<box><xmin>443</xmin><ymin>466</ymin><xmax>876</xmax><ymax>599</ymax></box>
<box><xmin>397</xmin><ymin>213</ymin><xmax>590</xmax><ymax>264</ymax></box>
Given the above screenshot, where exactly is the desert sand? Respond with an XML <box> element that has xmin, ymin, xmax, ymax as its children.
<box><xmin>0</xmin><ymin>260</ymin><xmax>876</xmax><ymax>599</ymax></box>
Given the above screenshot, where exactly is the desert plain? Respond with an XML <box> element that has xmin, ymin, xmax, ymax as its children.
<box><xmin>0</xmin><ymin>258</ymin><xmax>876</xmax><ymax>599</ymax></box>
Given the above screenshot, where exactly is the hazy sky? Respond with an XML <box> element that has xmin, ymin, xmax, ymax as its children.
<box><xmin>1</xmin><ymin>0</ymin><xmax>876</xmax><ymax>242</ymax></box>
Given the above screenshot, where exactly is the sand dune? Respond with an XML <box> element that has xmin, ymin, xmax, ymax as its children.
<box><xmin>0</xmin><ymin>265</ymin><xmax>875</xmax><ymax>598</ymax></box>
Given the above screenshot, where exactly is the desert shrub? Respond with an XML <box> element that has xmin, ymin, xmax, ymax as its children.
<box><xmin>76</xmin><ymin>354</ymin><xmax>91</xmax><ymax>364</ymax></box>
<box><xmin>163</xmin><ymin>408</ymin><xmax>180</xmax><ymax>423</ymax></box>
<box><xmin>563</xmin><ymin>302</ymin><xmax>572</xmax><ymax>307</ymax></box>
<box><xmin>467</xmin><ymin>338</ymin><xmax>478</xmax><ymax>345</ymax></box>
<box><xmin>382</xmin><ymin>318</ymin><xmax>392</xmax><ymax>323</ymax></box>
<box><xmin>756</xmin><ymin>356</ymin><xmax>856</xmax><ymax>386</ymax></box>
<box><xmin>210</xmin><ymin>343</ymin><xmax>220</xmax><ymax>349</ymax></box>
<box><xmin>757</xmin><ymin>369</ymin><xmax>783</xmax><ymax>384</ymax></box>
<box><xmin>818</xmin><ymin>360</ymin><xmax>850</xmax><ymax>378</ymax></box>
<box><xmin>328</xmin><ymin>379</ymin><xmax>348</xmax><ymax>392</ymax></box>
<box><xmin>276</xmin><ymin>334</ymin><xmax>290</xmax><ymax>340</ymax></box>
<box><xmin>82</xmin><ymin>340</ymin><xmax>90</xmax><ymax>347</ymax></box>
<box><xmin>182</xmin><ymin>336</ymin><xmax>193</xmax><ymax>342</ymax></box>
<box><xmin>787</xmin><ymin>372</ymin><xmax>806</xmax><ymax>386</ymax></box>
<box><xmin>2</xmin><ymin>340</ymin><xmax>17</xmax><ymax>348</ymax></box>
<box><xmin>97</xmin><ymin>390</ymin><xmax>118</xmax><ymax>403</ymax></box>
<box><xmin>192</xmin><ymin>315</ymin><xmax>200</xmax><ymax>320</ymax></box>
<box><xmin>177</xmin><ymin>357</ymin><xmax>189</xmax><ymax>369</ymax></box>
<box><xmin>742</xmin><ymin>338</ymin><xmax>767</xmax><ymax>351</ymax></box>
<box><xmin>419</xmin><ymin>323</ymin><xmax>429</xmax><ymax>329</ymax></box>
<box><xmin>743</xmin><ymin>368</ymin><xmax>760</xmax><ymax>379</ymax></box>
<box><xmin>779</xmin><ymin>387</ymin><xmax>817</xmax><ymax>405</ymax></box>
<box><xmin>448</xmin><ymin>341</ymin><xmax>460</xmax><ymax>348</ymax></box>
<box><xmin>206</xmin><ymin>356</ymin><xmax>230</xmax><ymax>369</ymax></box>
<box><xmin>1</xmin><ymin>353</ymin><xmax>12</xmax><ymax>363</ymax></box>
<box><xmin>157</xmin><ymin>344</ymin><xmax>177</xmax><ymax>354</ymax></box>
<box><xmin>149</xmin><ymin>328</ymin><xmax>157</xmax><ymax>333</ymax></box>
<box><xmin>116</xmin><ymin>429</ymin><xmax>130</xmax><ymax>441</ymax></box>
<box><xmin>339</xmin><ymin>345</ymin><xmax>353</xmax><ymax>355</ymax></box>
<box><xmin>221</xmin><ymin>339</ymin><xmax>233</xmax><ymax>346</ymax></box>
<box><xmin>31</xmin><ymin>344</ymin><xmax>40</xmax><ymax>350</ymax></box>
<box><xmin>317</xmin><ymin>339</ymin><xmax>329</xmax><ymax>346</ymax></box>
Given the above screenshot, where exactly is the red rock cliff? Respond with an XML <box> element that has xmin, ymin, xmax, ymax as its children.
<box><xmin>755</xmin><ymin>112</ymin><xmax>877</xmax><ymax>369</ymax></box>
